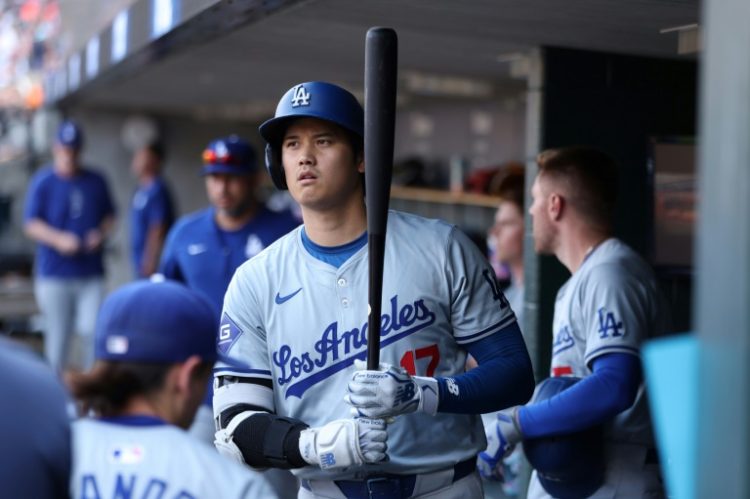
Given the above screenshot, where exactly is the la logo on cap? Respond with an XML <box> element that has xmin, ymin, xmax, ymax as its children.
<box><xmin>106</xmin><ymin>335</ymin><xmax>129</xmax><ymax>354</ymax></box>
<box><xmin>61</xmin><ymin>124</ymin><xmax>76</xmax><ymax>141</ymax></box>
<box><xmin>291</xmin><ymin>85</ymin><xmax>311</xmax><ymax>107</ymax></box>
<box><xmin>214</xmin><ymin>140</ymin><xmax>229</xmax><ymax>158</ymax></box>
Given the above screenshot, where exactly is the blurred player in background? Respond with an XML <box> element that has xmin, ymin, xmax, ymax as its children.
<box><xmin>129</xmin><ymin>141</ymin><xmax>174</xmax><ymax>278</ymax></box>
<box><xmin>488</xmin><ymin>169</ymin><xmax>526</xmax><ymax>327</ymax></box>
<box><xmin>158</xmin><ymin>134</ymin><xmax>300</xmax><ymax>497</ymax></box>
<box><xmin>0</xmin><ymin>337</ymin><xmax>71</xmax><ymax>498</ymax></box>
<box><xmin>477</xmin><ymin>168</ymin><xmax>527</xmax><ymax>498</ymax></box>
<box><xmin>212</xmin><ymin>81</ymin><xmax>534</xmax><ymax>499</ymax></box>
<box><xmin>479</xmin><ymin>147</ymin><xmax>668</xmax><ymax>498</ymax></box>
<box><xmin>67</xmin><ymin>279</ymin><xmax>278</xmax><ymax>499</ymax></box>
<box><xmin>24</xmin><ymin>119</ymin><xmax>116</xmax><ymax>373</ymax></box>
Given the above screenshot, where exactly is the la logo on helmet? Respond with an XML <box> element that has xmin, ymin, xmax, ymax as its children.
<box><xmin>291</xmin><ymin>85</ymin><xmax>311</xmax><ymax>107</ymax></box>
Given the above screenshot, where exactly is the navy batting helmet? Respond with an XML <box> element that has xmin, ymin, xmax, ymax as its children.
<box><xmin>201</xmin><ymin>135</ymin><xmax>257</xmax><ymax>176</ymax></box>
<box><xmin>523</xmin><ymin>377</ymin><xmax>605</xmax><ymax>499</ymax></box>
<box><xmin>259</xmin><ymin>81</ymin><xmax>364</xmax><ymax>190</ymax></box>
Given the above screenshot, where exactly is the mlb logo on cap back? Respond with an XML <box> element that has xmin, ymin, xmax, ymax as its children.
<box><xmin>106</xmin><ymin>336</ymin><xmax>129</xmax><ymax>355</ymax></box>
<box><xmin>201</xmin><ymin>135</ymin><xmax>257</xmax><ymax>176</ymax></box>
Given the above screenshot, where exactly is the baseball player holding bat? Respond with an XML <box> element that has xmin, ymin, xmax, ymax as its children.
<box><xmin>212</xmin><ymin>77</ymin><xmax>534</xmax><ymax>499</ymax></box>
<box><xmin>478</xmin><ymin>147</ymin><xmax>668</xmax><ymax>498</ymax></box>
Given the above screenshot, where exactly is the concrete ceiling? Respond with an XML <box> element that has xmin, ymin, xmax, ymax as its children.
<box><xmin>69</xmin><ymin>0</ymin><xmax>701</xmax><ymax>118</ymax></box>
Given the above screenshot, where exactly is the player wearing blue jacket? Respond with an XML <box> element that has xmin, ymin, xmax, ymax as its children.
<box><xmin>24</xmin><ymin>120</ymin><xmax>116</xmax><ymax>372</ymax></box>
<box><xmin>212</xmin><ymin>81</ymin><xmax>534</xmax><ymax>499</ymax></box>
<box><xmin>478</xmin><ymin>147</ymin><xmax>668</xmax><ymax>498</ymax></box>
<box><xmin>159</xmin><ymin>135</ymin><xmax>300</xmax><ymax>319</ymax></box>
<box><xmin>130</xmin><ymin>142</ymin><xmax>174</xmax><ymax>278</ymax></box>
<box><xmin>159</xmin><ymin>135</ymin><xmax>300</xmax><ymax>497</ymax></box>
<box><xmin>67</xmin><ymin>280</ymin><xmax>277</xmax><ymax>499</ymax></box>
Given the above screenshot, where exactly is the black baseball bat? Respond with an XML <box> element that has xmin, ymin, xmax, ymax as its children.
<box><xmin>365</xmin><ymin>27</ymin><xmax>398</xmax><ymax>370</ymax></box>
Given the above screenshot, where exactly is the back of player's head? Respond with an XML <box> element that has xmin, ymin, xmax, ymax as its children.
<box><xmin>56</xmin><ymin>120</ymin><xmax>84</xmax><ymax>150</ymax></box>
<box><xmin>259</xmin><ymin>81</ymin><xmax>364</xmax><ymax>190</ymax></box>
<box><xmin>70</xmin><ymin>280</ymin><xmax>216</xmax><ymax>417</ymax></box>
<box><xmin>94</xmin><ymin>279</ymin><xmax>218</xmax><ymax>364</ymax></box>
<box><xmin>201</xmin><ymin>135</ymin><xmax>257</xmax><ymax>177</ymax></box>
<box><xmin>536</xmin><ymin>146</ymin><xmax>618</xmax><ymax>230</ymax></box>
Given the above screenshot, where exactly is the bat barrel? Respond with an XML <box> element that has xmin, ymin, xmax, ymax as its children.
<box><xmin>365</xmin><ymin>27</ymin><xmax>398</xmax><ymax>237</ymax></box>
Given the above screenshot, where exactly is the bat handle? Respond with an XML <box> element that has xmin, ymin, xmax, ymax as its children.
<box><xmin>367</xmin><ymin>234</ymin><xmax>385</xmax><ymax>370</ymax></box>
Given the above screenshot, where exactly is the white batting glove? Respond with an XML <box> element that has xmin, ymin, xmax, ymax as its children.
<box><xmin>345</xmin><ymin>360</ymin><xmax>439</xmax><ymax>418</ymax></box>
<box><xmin>477</xmin><ymin>407</ymin><xmax>523</xmax><ymax>480</ymax></box>
<box><xmin>298</xmin><ymin>418</ymin><xmax>388</xmax><ymax>470</ymax></box>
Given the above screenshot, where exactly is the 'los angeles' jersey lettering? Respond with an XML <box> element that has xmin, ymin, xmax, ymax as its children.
<box><xmin>273</xmin><ymin>295</ymin><xmax>435</xmax><ymax>398</ymax></box>
<box><xmin>80</xmin><ymin>473</ymin><xmax>195</xmax><ymax>499</ymax></box>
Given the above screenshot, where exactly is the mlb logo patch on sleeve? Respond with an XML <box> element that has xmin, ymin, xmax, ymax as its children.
<box><xmin>218</xmin><ymin>313</ymin><xmax>243</xmax><ymax>355</ymax></box>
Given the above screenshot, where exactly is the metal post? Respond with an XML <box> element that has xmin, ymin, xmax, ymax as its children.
<box><xmin>696</xmin><ymin>0</ymin><xmax>750</xmax><ymax>496</ymax></box>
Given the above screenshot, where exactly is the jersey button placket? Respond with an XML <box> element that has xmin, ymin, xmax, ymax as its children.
<box><xmin>337</xmin><ymin>276</ymin><xmax>349</xmax><ymax>308</ymax></box>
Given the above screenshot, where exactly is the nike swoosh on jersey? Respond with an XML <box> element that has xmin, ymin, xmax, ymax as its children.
<box><xmin>275</xmin><ymin>288</ymin><xmax>302</xmax><ymax>305</ymax></box>
<box><xmin>187</xmin><ymin>244</ymin><xmax>207</xmax><ymax>255</ymax></box>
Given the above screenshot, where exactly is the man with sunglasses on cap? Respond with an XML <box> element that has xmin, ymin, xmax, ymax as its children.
<box><xmin>158</xmin><ymin>134</ymin><xmax>300</xmax><ymax>496</ymax></box>
<box><xmin>67</xmin><ymin>279</ymin><xmax>278</xmax><ymax>499</ymax></box>
<box><xmin>24</xmin><ymin>119</ymin><xmax>116</xmax><ymax>373</ymax></box>
<box><xmin>159</xmin><ymin>135</ymin><xmax>299</xmax><ymax>317</ymax></box>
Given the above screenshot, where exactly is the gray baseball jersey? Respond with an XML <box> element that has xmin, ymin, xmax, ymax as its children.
<box><xmin>217</xmin><ymin>210</ymin><xmax>517</xmax><ymax>481</ymax></box>
<box><xmin>550</xmin><ymin>238</ymin><xmax>668</xmax><ymax>446</ymax></box>
<box><xmin>71</xmin><ymin>418</ymin><xmax>278</xmax><ymax>499</ymax></box>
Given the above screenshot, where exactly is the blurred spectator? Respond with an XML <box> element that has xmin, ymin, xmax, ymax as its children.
<box><xmin>0</xmin><ymin>1</ymin><xmax>61</xmax><ymax>109</ymax></box>
<box><xmin>129</xmin><ymin>141</ymin><xmax>174</xmax><ymax>278</ymax></box>
<box><xmin>23</xmin><ymin>120</ymin><xmax>116</xmax><ymax>372</ymax></box>
<box><xmin>488</xmin><ymin>169</ymin><xmax>526</xmax><ymax>325</ymax></box>
<box><xmin>475</xmin><ymin>168</ymin><xmax>527</xmax><ymax>498</ymax></box>
<box><xmin>0</xmin><ymin>336</ymin><xmax>71</xmax><ymax>499</ymax></box>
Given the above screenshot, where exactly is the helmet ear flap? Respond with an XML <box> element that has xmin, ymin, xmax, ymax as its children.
<box><xmin>265</xmin><ymin>143</ymin><xmax>288</xmax><ymax>190</ymax></box>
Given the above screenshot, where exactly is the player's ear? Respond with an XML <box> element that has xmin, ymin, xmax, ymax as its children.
<box><xmin>548</xmin><ymin>192</ymin><xmax>563</xmax><ymax>221</ymax></box>
<box><xmin>175</xmin><ymin>355</ymin><xmax>204</xmax><ymax>394</ymax></box>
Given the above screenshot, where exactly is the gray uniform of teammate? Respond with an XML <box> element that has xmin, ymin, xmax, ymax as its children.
<box><xmin>68</xmin><ymin>279</ymin><xmax>279</xmax><ymax>499</ymax></box>
<box><xmin>527</xmin><ymin>238</ymin><xmax>667</xmax><ymax>498</ymax></box>
<box><xmin>72</xmin><ymin>418</ymin><xmax>276</xmax><ymax>499</ymax></box>
<box><xmin>217</xmin><ymin>210</ymin><xmax>516</xmax><ymax>482</ymax></box>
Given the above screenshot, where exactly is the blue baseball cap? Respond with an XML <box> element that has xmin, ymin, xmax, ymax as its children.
<box><xmin>57</xmin><ymin>120</ymin><xmax>84</xmax><ymax>150</ymax></box>
<box><xmin>523</xmin><ymin>377</ymin><xmax>605</xmax><ymax>499</ymax></box>
<box><xmin>95</xmin><ymin>280</ymin><xmax>218</xmax><ymax>363</ymax></box>
<box><xmin>201</xmin><ymin>135</ymin><xmax>257</xmax><ymax>176</ymax></box>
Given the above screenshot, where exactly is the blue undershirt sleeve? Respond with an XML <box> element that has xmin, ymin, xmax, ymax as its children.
<box><xmin>517</xmin><ymin>352</ymin><xmax>642</xmax><ymax>438</ymax></box>
<box><xmin>436</xmin><ymin>321</ymin><xmax>534</xmax><ymax>414</ymax></box>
